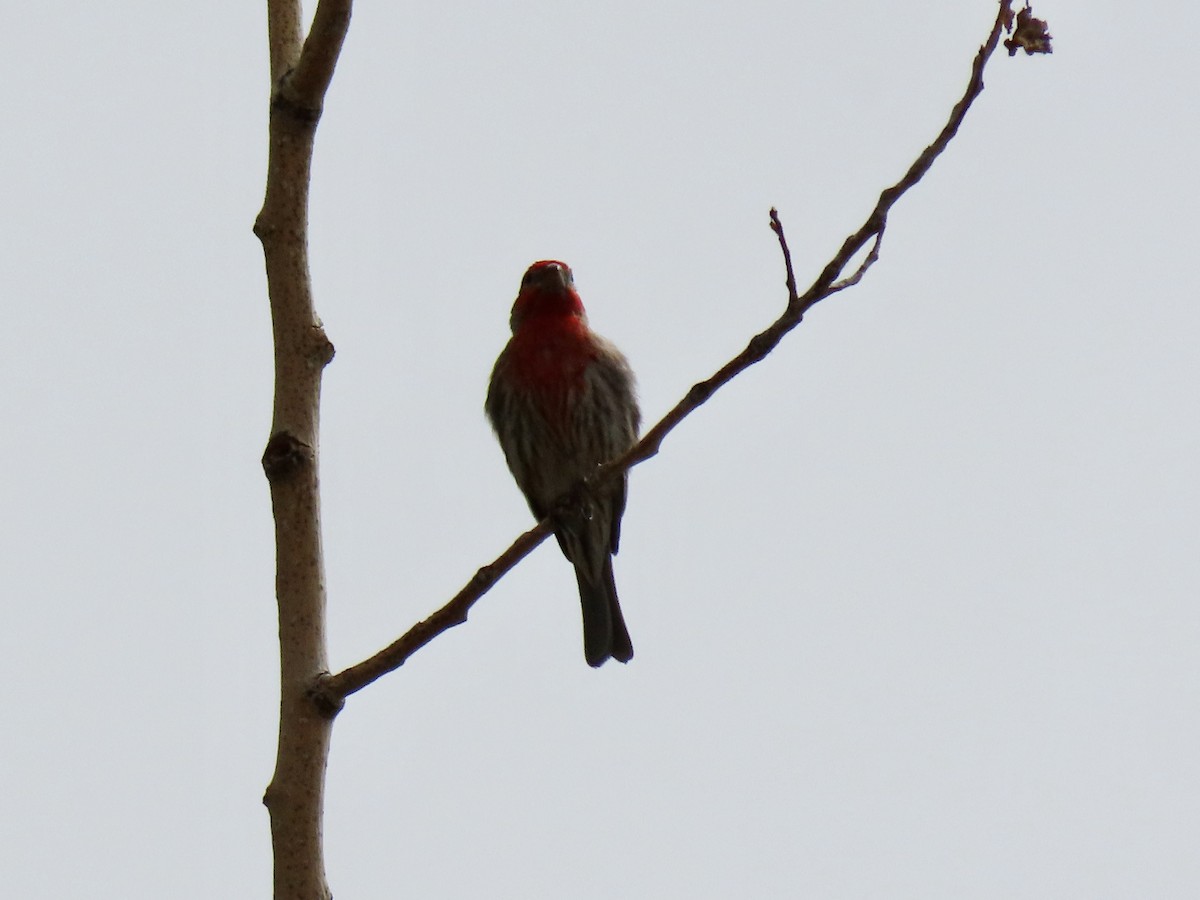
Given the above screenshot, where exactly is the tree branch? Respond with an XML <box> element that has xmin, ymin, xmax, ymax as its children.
<box><xmin>320</xmin><ymin>520</ymin><xmax>553</xmax><ymax>700</ymax></box>
<box><xmin>265</xmin><ymin>2</ymin><xmax>302</xmax><ymax>84</ymax></box>
<box><xmin>321</xmin><ymin>0</ymin><xmax>1044</xmax><ymax>699</ymax></box>
<box><xmin>287</xmin><ymin>0</ymin><xmax>353</xmax><ymax>109</ymax></box>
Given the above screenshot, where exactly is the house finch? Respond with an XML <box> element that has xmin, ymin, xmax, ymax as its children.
<box><xmin>486</xmin><ymin>261</ymin><xmax>640</xmax><ymax>667</ymax></box>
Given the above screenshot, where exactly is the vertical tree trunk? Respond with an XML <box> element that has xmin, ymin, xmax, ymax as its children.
<box><xmin>256</xmin><ymin>2</ymin><xmax>351</xmax><ymax>898</ymax></box>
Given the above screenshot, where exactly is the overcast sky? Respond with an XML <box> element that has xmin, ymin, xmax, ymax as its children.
<box><xmin>3</xmin><ymin>1</ymin><xmax>1197</xmax><ymax>897</ymax></box>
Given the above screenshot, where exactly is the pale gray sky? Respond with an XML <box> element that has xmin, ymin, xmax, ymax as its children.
<box><xmin>3</xmin><ymin>1</ymin><xmax>1197</xmax><ymax>897</ymax></box>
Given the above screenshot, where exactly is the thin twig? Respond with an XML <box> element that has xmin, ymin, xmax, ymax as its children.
<box><xmin>770</xmin><ymin>208</ymin><xmax>800</xmax><ymax>305</ymax></box>
<box><xmin>828</xmin><ymin>227</ymin><xmax>885</xmax><ymax>295</ymax></box>
<box><xmin>326</xmin><ymin>0</ymin><xmax>1029</xmax><ymax>698</ymax></box>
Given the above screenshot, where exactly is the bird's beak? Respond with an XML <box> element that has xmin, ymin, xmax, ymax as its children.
<box><xmin>544</xmin><ymin>263</ymin><xmax>570</xmax><ymax>289</ymax></box>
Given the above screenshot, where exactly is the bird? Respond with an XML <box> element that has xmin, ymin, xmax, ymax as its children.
<box><xmin>485</xmin><ymin>260</ymin><xmax>640</xmax><ymax>666</ymax></box>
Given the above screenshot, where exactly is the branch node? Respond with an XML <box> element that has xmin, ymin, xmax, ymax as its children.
<box><xmin>309</xmin><ymin>326</ymin><xmax>336</xmax><ymax>369</ymax></box>
<box><xmin>252</xmin><ymin>213</ymin><xmax>273</xmax><ymax>242</ymax></box>
<box><xmin>746</xmin><ymin>331</ymin><xmax>775</xmax><ymax>361</ymax></box>
<box><xmin>262</xmin><ymin>431</ymin><xmax>313</xmax><ymax>481</ymax></box>
<box><xmin>469</xmin><ymin>563</ymin><xmax>498</xmax><ymax>592</ymax></box>
<box><xmin>308</xmin><ymin>673</ymin><xmax>345</xmax><ymax>719</ymax></box>
<box><xmin>685</xmin><ymin>381</ymin><xmax>713</xmax><ymax>408</ymax></box>
<box><xmin>271</xmin><ymin>73</ymin><xmax>323</xmax><ymax>126</ymax></box>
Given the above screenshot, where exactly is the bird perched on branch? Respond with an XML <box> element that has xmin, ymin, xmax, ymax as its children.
<box><xmin>486</xmin><ymin>261</ymin><xmax>640</xmax><ymax>667</ymax></box>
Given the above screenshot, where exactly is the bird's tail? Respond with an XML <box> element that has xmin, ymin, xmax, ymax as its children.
<box><xmin>576</xmin><ymin>556</ymin><xmax>633</xmax><ymax>668</ymax></box>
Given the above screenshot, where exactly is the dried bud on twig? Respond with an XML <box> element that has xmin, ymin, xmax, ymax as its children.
<box><xmin>1005</xmin><ymin>4</ymin><xmax>1053</xmax><ymax>56</ymax></box>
